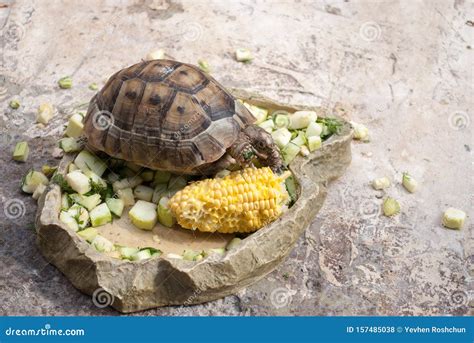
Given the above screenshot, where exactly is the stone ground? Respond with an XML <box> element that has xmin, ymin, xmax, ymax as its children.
<box><xmin>0</xmin><ymin>0</ymin><xmax>472</xmax><ymax>316</ymax></box>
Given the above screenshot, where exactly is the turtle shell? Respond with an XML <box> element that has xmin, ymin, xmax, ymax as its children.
<box><xmin>83</xmin><ymin>60</ymin><xmax>255</xmax><ymax>174</ymax></box>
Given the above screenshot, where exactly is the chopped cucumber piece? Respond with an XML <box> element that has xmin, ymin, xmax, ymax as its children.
<box><xmin>351</xmin><ymin>121</ymin><xmax>369</xmax><ymax>141</ymax></box>
<box><xmin>133</xmin><ymin>185</ymin><xmax>154</xmax><ymax>202</ymax></box>
<box><xmin>106</xmin><ymin>198</ymin><xmax>124</xmax><ymax>217</ymax></box>
<box><xmin>65</xmin><ymin>114</ymin><xmax>84</xmax><ymax>138</ymax></box>
<box><xmin>271</xmin><ymin>128</ymin><xmax>292</xmax><ymax>149</ymax></box>
<box><xmin>74</xmin><ymin>150</ymin><xmax>107</xmax><ymax>177</ymax></box>
<box><xmin>442</xmin><ymin>207</ymin><xmax>466</xmax><ymax>230</ymax></box>
<box><xmin>9</xmin><ymin>99</ymin><xmax>20</xmax><ymax>109</ymax></box>
<box><xmin>307</xmin><ymin>136</ymin><xmax>322</xmax><ymax>152</ymax></box>
<box><xmin>77</xmin><ymin>227</ymin><xmax>98</xmax><ymax>242</ymax></box>
<box><xmin>89</xmin><ymin>203</ymin><xmax>112</xmax><ymax>227</ymax></box>
<box><xmin>382</xmin><ymin>197</ymin><xmax>400</xmax><ymax>217</ymax></box>
<box><xmin>157</xmin><ymin>197</ymin><xmax>176</xmax><ymax>227</ymax></box>
<box><xmin>61</xmin><ymin>193</ymin><xmax>70</xmax><ymax>210</ymax></box>
<box><xmin>37</xmin><ymin>103</ymin><xmax>55</xmax><ymax>125</ymax></box>
<box><xmin>117</xmin><ymin>188</ymin><xmax>135</xmax><ymax>206</ymax></box>
<box><xmin>65</xmin><ymin>170</ymin><xmax>91</xmax><ymax>195</ymax></box>
<box><xmin>402</xmin><ymin>172</ymin><xmax>418</xmax><ymax>193</ymax></box>
<box><xmin>290</xmin><ymin>131</ymin><xmax>307</xmax><ymax>147</ymax></box>
<box><xmin>58</xmin><ymin>76</ymin><xmax>73</xmax><ymax>89</ymax></box>
<box><xmin>282</xmin><ymin>142</ymin><xmax>301</xmax><ymax>165</ymax></box>
<box><xmin>22</xmin><ymin>170</ymin><xmax>49</xmax><ymax>194</ymax></box>
<box><xmin>153</xmin><ymin>170</ymin><xmax>171</xmax><ymax>184</ymax></box>
<box><xmin>83</xmin><ymin>169</ymin><xmax>107</xmax><ymax>188</ymax></box>
<box><xmin>372</xmin><ymin>177</ymin><xmax>391</xmax><ymax>190</ymax></box>
<box><xmin>235</xmin><ymin>48</ymin><xmax>253</xmax><ymax>62</ymax></box>
<box><xmin>305</xmin><ymin>121</ymin><xmax>323</xmax><ymax>138</ymax></box>
<box><xmin>119</xmin><ymin>246</ymin><xmax>140</xmax><ymax>260</ymax></box>
<box><xmin>299</xmin><ymin>145</ymin><xmax>310</xmax><ymax>156</ymax></box>
<box><xmin>41</xmin><ymin>165</ymin><xmax>57</xmax><ymax>177</ymax></box>
<box><xmin>113</xmin><ymin>176</ymin><xmax>143</xmax><ymax>191</ymax></box>
<box><xmin>68</xmin><ymin>163</ymin><xmax>79</xmax><ymax>172</ymax></box>
<box><xmin>243</xmin><ymin>102</ymin><xmax>268</xmax><ymax>124</ymax></box>
<box><xmin>207</xmin><ymin>248</ymin><xmax>225</xmax><ymax>255</ymax></box>
<box><xmin>140</xmin><ymin>169</ymin><xmax>154</xmax><ymax>182</ymax></box>
<box><xmin>132</xmin><ymin>249</ymin><xmax>152</xmax><ymax>261</ymax></box>
<box><xmin>32</xmin><ymin>183</ymin><xmax>47</xmax><ymax>200</ymax></box>
<box><xmin>198</xmin><ymin>59</ymin><xmax>211</xmax><ymax>73</ymax></box>
<box><xmin>59</xmin><ymin>137</ymin><xmax>82</xmax><ymax>153</ymax></box>
<box><xmin>70</xmin><ymin>193</ymin><xmax>101</xmax><ymax>211</ymax></box>
<box><xmin>152</xmin><ymin>184</ymin><xmax>168</xmax><ymax>204</ymax></box>
<box><xmin>59</xmin><ymin>211</ymin><xmax>79</xmax><ymax>232</ymax></box>
<box><xmin>273</xmin><ymin>113</ymin><xmax>290</xmax><ymax>128</ymax></box>
<box><xmin>91</xmin><ymin>235</ymin><xmax>115</xmax><ymax>253</ymax></box>
<box><xmin>258</xmin><ymin>119</ymin><xmax>275</xmax><ymax>133</ymax></box>
<box><xmin>13</xmin><ymin>141</ymin><xmax>29</xmax><ymax>162</ymax></box>
<box><xmin>285</xmin><ymin>175</ymin><xmax>297</xmax><ymax>205</ymax></box>
<box><xmin>128</xmin><ymin>200</ymin><xmax>158</xmax><ymax>230</ymax></box>
<box><xmin>182</xmin><ymin>250</ymin><xmax>204</xmax><ymax>261</ymax></box>
<box><xmin>289</xmin><ymin>110</ymin><xmax>317</xmax><ymax>130</ymax></box>
<box><xmin>166</xmin><ymin>253</ymin><xmax>183</xmax><ymax>259</ymax></box>
<box><xmin>226</xmin><ymin>237</ymin><xmax>242</xmax><ymax>251</ymax></box>
<box><xmin>67</xmin><ymin>204</ymin><xmax>90</xmax><ymax>230</ymax></box>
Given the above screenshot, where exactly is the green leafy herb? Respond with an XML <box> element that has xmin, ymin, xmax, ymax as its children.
<box><xmin>87</xmin><ymin>180</ymin><xmax>113</xmax><ymax>201</ymax></box>
<box><xmin>140</xmin><ymin>247</ymin><xmax>162</xmax><ymax>256</ymax></box>
<box><xmin>317</xmin><ymin>117</ymin><xmax>343</xmax><ymax>140</ymax></box>
<box><xmin>51</xmin><ymin>173</ymin><xmax>75</xmax><ymax>193</ymax></box>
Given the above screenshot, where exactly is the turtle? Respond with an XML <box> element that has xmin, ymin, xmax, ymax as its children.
<box><xmin>83</xmin><ymin>59</ymin><xmax>283</xmax><ymax>175</ymax></box>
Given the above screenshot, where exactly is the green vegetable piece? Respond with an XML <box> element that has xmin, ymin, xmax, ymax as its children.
<box><xmin>290</xmin><ymin>131</ymin><xmax>307</xmax><ymax>147</ymax></box>
<box><xmin>91</xmin><ymin>235</ymin><xmax>115</xmax><ymax>252</ymax></box>
<box><xmin>442</xmin><ymin>208</ymin><xmax>466</xmax><ymax>230</ymax></box>
<box><xmin>9</xmin><ymin>100</ymin><xmax>20</xmax><ymax>109</ymax></box>
<box><xmin>65</xmin><ymin>114</ymin><xmax>84</xmax><ymax>137</ymax></box>
<box><xmin>157</xmin><ymin>197</ymin><xmax>176</xmax><ymax>227</ymax></box>
<box><xmin>67</xmin><ymin>204</ymin><xmax>90</xmax><ymax>230</ymax></box>
<box><xmin>65</xmin><ymin>170</ymin><xmax>91</xmax><ymax>195</ymax></box>
<box><xmin>117</xmin><ymin>187</ymin><xmax>135</xmax><ymax>206</ymax></box>
<box><xmin>153</xmin><ymin>170</ymin><xmax>171</xmax><ymax>184</ymax></box>
<box><xmin>119</xmin><ymin>246</ymin><xmax>140</xmax><ymax>260</ymax></box>
<box><xmin>271</xmin><ymin>128</ymin><xmax>292</xmax><ymax>149</ymax></box>
<box><xmin>129</xmin><ymin>200</ymin><xmax>158</xmax><ymax>230</ymax></box>
<box><xmin>58</xmin><ymin>76</ymin><xmax>72</xmax><ymax>89</ymax></box>
<box><xmin>273</xmin><ymin>113</ymin><xmax>290</xmax><ymax>128</ymax></box>
<box><xmin>77</xmin><ymin>227</ymin><xmax>98</xmax><ymax>242</ymax></box>
<box><xmin>235</xmin><ymin>48</ymin><xmax>253</xmax><ymax>62</ymax></box>
<box><xmin>182</xmin><ymin>249</ymin><xmax>203</xmax><ymax>261</ymax></box>
<box><xmin>243</xmin><ymin>102</ymin><xmax>268</xmax><ymax>124</ymax></box>
<box><xmin>133</xmin><ymin>185</ymin><xmax>154</xmax><ymax>202</ymax></box>
<box><xmin>106</xmin><ymin>198</ymin><xmax>124</xmax><ymax>217</ymax></box>
<box><xmin>402</xmin><ymin>172</ymin><xmax>418</xmax><ymax>193</ymax></box>
<box><xmin>372</xmin><ymin>177</ymin><xmax>390</xmax><ymax>190</ymax></box>
<box><xmin>383</xmin><ymin>197</ymin><xmax>400</xmax><ymax>217</ymax></box>
<box><xmin>305</xmin><ymin>121</ymin><xmax>323</xmax><ymax>138</ymax></box>
<box><xmin>22</xmin><ymin>170</ymin><xmax>49</xmax><ymax>194</ymax></box>
<box><xmin>13</xmin><ymin>141</ymin><xmax>29</xmax><ymax>162</ymax></box>
<box><xmin>285</xmin><ymin>175</ymin><xmax>297</xmax><ymax>206</ymax></box>
<box><xmin>307</xmin><ymin>136</ymin><xmax>322</xmax><ymax>152</ymax></box>
<box><xmin>89</xmin><ymin>203</ymin><xmax>112</xmax><ymax>227</ymax></box>
<box><xmin>74</xmin><ymin>150</ymin><xmax>107</xmax><ymax>177</ymax></box>
<box><xmin>282</xmin><ymin>142</ymin><xmax>301</xmax><ymax>165</ymax></box>
<box><xmin>88</xmin><ymin>83</ymin><xmax>98</xmax><ymax>91</ymax></box>
<box><xmin>59</xmin><ymin>137</ymin><xmax>83</xmax><ymax>153</ymax></box>
<box><xmin>59</xmin><ymin>211</ymin><xmax>79</xmax><ymax>232</ymax></box>
<box><xmin>226</xmin><ymin>237</ymin><xmax>242</xmax><ymax>251</ymax></box>
<box><xmin>198</xmin><ymin>59</ymin><xmax>211</xmax><ymax>73</ymax></box>
<box><xmin>289</xmin><ymin>111</ymin><xmax>317</xmax><ymax>130</ymax></box>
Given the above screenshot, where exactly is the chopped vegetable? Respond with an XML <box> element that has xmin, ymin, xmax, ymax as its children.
<box><xmin>198</xmin><ymin>59</ymin><xmax>211</xmax><ymax>73</ymax></box>
<box><xmin>282</xmin><ymin>142</ymin><xmax>301</xmax><ymax>164</ymax></box>
<box><xmin>59</xmin><ymin>137</ymin><xmax>83</xmax><ymax>152</ymax></box>
<box><xmin>133</xmin><ymin>185</ymin><xmax>154</xmax><ymax>202</ymax></box>
<box><xmin>106</xmin><ymin>198</ymin><xmax>124</xmax><ymax>217</ymax></box>
<box><xmin>235</xmin><ymin>48</ymin><xmax>253</xmax><ymax>62</ymax></box>
<box><xmin>129</xmin><ymin>200</ymin><xmax>158</xmax><ymax>230</ymax></box>
<box><xmin>226</xmin><ymin>237</ymin><xmax>242</xmax><ymax>251</ymax></box>
<box><xmin>68</xmin><ymin>163</ymin><xmax>79</xmax><ymax>172</ymax></box>
<box><xmin>153</xmin><ymin>170</ymin><xmax>171</xmax><ymax>184</ymax></box>
<box><xmin>273</xmin><ymin>112</ymin><xmax>290</xmax><ymax>128</ymax></box>
<box><xmin>66</xmin><ymin>170</ymin><xmax>91</xmax><ymax>195</ymax></box>
<box><xmin>65</xmin><ymin>114</ymin><xmax>84</xmax><ymax>138</ymax></box>
<box><xmin>58</xmin><ymin>76</ymin><xmax>72</xmax><ymax>89</ymax></box>
<box><xmin>152</xmin><ymin>184</ymin><xmax>167</xmax><ymax>204</ymax></box>
<box><xmin>243</xmin><ymin>102</ymin><xmax>268</xmax><ymax>124</ymax></box>
<box><xmin>285</xmin><ymin>175</ymin><xmax>298</xmax><ymax>206</ymax></box>
<box><xmin>117</xmin><ymin>188</ymin><xmax>135</xmax><ymax>206</ymax></box>
<box><xmin>32</xmin><ymin>183</ymin><xmax>47</xmax><ymax>200</ymax></box>
<box><xmin>299</xmin><ymin>145</ymin><xmax>310</xmax><ymax>156</ymax></box>
<box><xmin>37</xmin><ymin>103</ymin><xmax>55</xmax><ymax>124</ymax></box>
<box><xmin>89</xmin><ymin>203</ymin><xmax>112</xmax><ymax>227</ymax></box>
<box><xmin>119</xmin><ymin>247</ymin><xmax>140</xmax><ymax>260</ymax></box>
<box><xmin>290</xmin><ymin>131</ymin><xmax>307</xmax><ymax>147</ymax></box>
<box><xmin>289</xmin><ymin>111</ymin><xmax>317</xmax><ymax>130</ymax></box>
<box><xmin>41</xmin><ymin>165</ymin><xmax>57</xmax><ymax>177</ymax></box>
<box><xmin>22</xmin><ymin>170</ymin><xmax>49</xmax><ymax>194</ymax></box>
<box><xmin>168</xmin><ymin>175</ymin><xmax>187</xmax><ymax>190</ymax></box>
<box><xmin>157</xmin><ymin>196</ymin><xmax>176</xmax><ymax>227</ymax></box>
<box><xmin>182</xmin><ymin>249</ymin><xmax>204</xmax><ymax>261</ymax></box>
<box><xmin>140</xmin><ymin>169</ymin><xmax>154</xmax><ymax>182</ymax></box>
<box><xmin>271</xmin><ymin>128</ymin><xmax>292</xmax><ymax>149</ymax></box>
<box><xmin>318</xmin><ymin>117</ymin><xmax>343</xmax><ymax>139</ymax></box>
<box><xmin>382</xmin><ymin>197</ymin><xmax>400</xmax><ymax>217</ymax></box>
<box><xmin>166</xmin><ymin>253</ymin><xmax>183</xmax><ymax>259</ymax></box>
<box><xmin>169</xmin><ymin>168</ymin><xmax>289</xmax><ymax>233</ymax></box>
<box><xmin>59</xmin><ymin>211</ymin><xmax>79</xmax><ymax>232</ymax></box>
<box><xmin>372</xmin><ymin>177</ymin><xmax>390</xmax><ymax>190</ymax></box>
<box><xmin>61</xmin><ymin>193</ymin><xmax>70</xmax><ymax>210</ymax></box>
<box><xmin>258</xmin><ymin>119</ymin><xmax>275</xmax><ymax>133</ymax></box>
<box><xmin>145</xmin><ymin>48</ymin><xmax>165</xmax><ymax>61</ymax></box>
<box><xmin>9</xmin><ymin>100</ymin><xmax>20</xmax><ymax>109</ymax></box>
<box><xmin>132</xmin><ymin>248</ymin><xmax>161</xmax><ymax>261</ymax></box>
<box><xmin>442</xmin><ymin>208</ymin><xmax>466</xmax><ymax>230</ymax></box>
<box><xmin>77</xmin><ymin>227</ymin><xmax>98</xmax><ymax>242</ymax></box>
<box><xmin>113</xmin><ymin>176</ymin><xmax>143</xmax><ymax>191</ymax></box>
<box><xmin>74</xmin><ymin>150</ymin><xmax>107</xmax><ymax>177</ymax></box>
<box><xmin>91</xmin><ymin>235</ymin><xmax>115</xmax><ymax>252</ymax></box>
<box><xmin>402</xmin><ymin>172</ymin><xmax>418</xmax><ymax>193</ymax></box>
<box><xmin>70</xmin><ymin>193</ymin><xmax>101</xmax><ymax>211</ymax></box>
<box><xmin>351</xmin><ymin>121</ymin><xmax>369</xmax><ymax>141</ymax></box>
<box><xmin>305</xmin><ymin>121</ymin><xmax>323</xmax><ymax>138</ymax></box>
<box><xmin>12</xmin><ymin>141</ymin><xmax>29</xmax><ymax>162</ymax></box>
<box><xmin>88</xmin><ymin>83</ymin><xmax>98</xmax><ymax>91</ymax></box>
<box><xmin>50</xmin><ymin>173</ymin><xmax>74</xmax><ymax>193</ymax></box>
<box><xmin>67</xmin><ymin>204</ymin><xmax>90</xmax><ymax>230</ymax></box>
<box><xmin>307</xmin><ymin>136</ymin><xmax>322</xmax><ymax>152</ymax></box>
<box><xmin>207</xmin><ymin>248</ymin><xmax>225</xmax><ymax>255</ymax></box>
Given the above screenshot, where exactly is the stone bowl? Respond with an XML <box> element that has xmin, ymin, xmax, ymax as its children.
<box><xmin>35</xmin><ymin>89</ymin><xmax>353</xmax><ymax>313</ymax></box>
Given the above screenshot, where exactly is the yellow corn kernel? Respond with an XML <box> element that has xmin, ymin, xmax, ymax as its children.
<box><xmin>169</xmin><ymin>167</ymin><xmax>290</xmax><ymax>233</ymax></box>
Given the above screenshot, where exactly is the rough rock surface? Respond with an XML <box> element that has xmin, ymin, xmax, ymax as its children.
<box><xmin>0</xmin><ymin>0</ymin><xmax>472</xmax><ymax>315</ymax></box>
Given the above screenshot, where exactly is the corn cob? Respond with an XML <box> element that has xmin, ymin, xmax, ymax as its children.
<box><xmin>169</xmin><ymin>167</ymin><xmax>290</xmax><ymax>233</ymax></box>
